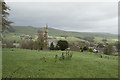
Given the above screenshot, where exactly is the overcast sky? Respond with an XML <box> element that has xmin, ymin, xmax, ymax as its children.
<box><xmin>6</xmin><ymin>2</ymin><xmax>118</xmax><ymax>34</ymax></box>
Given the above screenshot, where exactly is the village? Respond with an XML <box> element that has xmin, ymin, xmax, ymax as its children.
<box><xmin>2</xmin><ymin>24</ymin><xmax>119</xmax><ymax>56</ymax></box>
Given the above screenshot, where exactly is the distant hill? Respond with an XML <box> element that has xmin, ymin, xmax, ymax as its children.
<box><xmin>3</xmin><ymin>26</ymin><xmax>118</xmax><ymax>43</ymax></box>
<box><xmin>6</xmin><ymin>26</ymin><xmax>117</xmax><ymax>39</ymax></box>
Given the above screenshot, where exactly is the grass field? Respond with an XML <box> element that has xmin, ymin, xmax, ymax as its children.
<box><xmin>2</xmin><ymin>48</ymin><xmax>118</xmax><ymax>78</ymax></box>
<box><xmin>94</xmin><ymin>37</ymin><xmax>118</xmax><ymax>43</ymax></box>
<box><xmin>56</xmin><ymin>37</ymin><xmax>86</xmax><ymax>42</ymax></box>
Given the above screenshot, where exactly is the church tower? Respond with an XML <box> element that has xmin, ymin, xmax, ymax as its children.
<box><xmin>37</xmin><ymin>24</ymin><xmax>49</xmax><ymax>50</ymax></box>
<box><xmin>46</xmin><ymin>24</ymin><xmax>48</xmax><ymax>33</ymax></box>
<box><xmin>37</xmin><ymin>29</ymin><xmax>44</xmax><ymax>50</ymax></box>
<box><xmin>44</xmin><ymin>24</ymin><xmax>49</xmax><ymax>49</ymax></box>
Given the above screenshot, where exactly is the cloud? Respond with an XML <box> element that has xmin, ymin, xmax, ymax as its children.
<box><xmin>7</xmin><ymin>2</ymin><xmax>118</xmax><ymax>34</ymax></box>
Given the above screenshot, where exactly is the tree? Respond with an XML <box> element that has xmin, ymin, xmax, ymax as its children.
<box><xmin>27</xmin><ymin>40</ymin><xmax>34</xmax><ymax>50</ymax></box>
<box><xmin>77</xmin><ymin>41</ymin><xmax>90</xmax><ymax>48</ymax></box>
<box><xmin>2</xmin><ymin>1</ymin><xmax>12</xmax><ymax>31</ymax></box>
<box><xmin>83</xmin><ymin>46</ymin><xmax>88</xmax><ymax>51</ymax></box>
<box><xmin>114</xmin><ymin>41</ymin><xmax>120</xmax><ymax>52</ymax></box>
<box><xmin>50</xmin><ymin>42</ymin><xmax>54</xmax><ymax>50</ymax></box>
<box><xmin>5</xmin><ymin>41</ymin><xmax>14</xmax><ymax>48</ymax></box>
<box><xmin>54</xmin><ymin>45</ymin><xmax>59</xmax><ymax>50</ymax></box>
<box><xmin>68</xmin><ymin>42</ymin><xmax>80</xmax><ymax>51</ymax></box>
<box><xmin>33</xmin><ymin>41</ymin><xmax>38</xmax><ymax>50</ymax></box>
<box><xmin>80</xmin><ymin>47</ymin><xmax>83</xmax><ymax>50</ymax></box>
<box><xmin>83</xmin><ymin>37</ymin><xmax>94</xmax><ymax>42</ymax></box>
<box><xmin>97</xmin><ymin>43</ymin><xmax>104</xmax><ymax>48</ymax></box>
<box><xmin>0</xmin><ymin>1</ymin><xmax>13</xmax><ymax>41</ymax></box>
<box><xmin>57</xmin><ymin>40</ymin><xmax>68</xmax><ymax>50</ymax></box>
<box><xmin>102</xmin><ymin>39</ymin><xmax>107</xmax><ymax>44</ymax></box>
<box><xmin>89</xmin><ymin>42</ymin><xmax>95</xmax><ymax>47</ymax></box>
<box><xmin>19</xmin><ymin>40</ymin><xmax>27</xmax><ymax>49</ymax></box>
<box><xmin>20</xmin><ymin>40</ymin><xmax>34</xmax><ymax>49</ymax></box>
<box><xmin>103</xmin><ymin>43</ymin><xmax>114</xmax><ymax>55</ymax></box>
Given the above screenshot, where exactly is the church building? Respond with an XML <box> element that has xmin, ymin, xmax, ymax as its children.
<box><xmin>37</xmin><ymin>24</ymin><xmax>49</xmax><ymax>50</ymax></box>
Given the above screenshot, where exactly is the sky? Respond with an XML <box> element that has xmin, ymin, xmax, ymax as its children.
<box><xmin>6</xmin><ymin>2</ymin><xmax>118</xmax><ymax>34</ymax></box>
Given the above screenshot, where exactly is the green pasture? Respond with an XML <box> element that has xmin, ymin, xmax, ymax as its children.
<box><xmin>94</xmin><ymin>37</ymin><xmax>118</xmax><ymax>43</ymax></box>
<box><xmin>56</xmin><ymin>37</ymin><xmax>85</xmax><ymax>42</ymax></box>
<box><xmin>2</xmin><ymin>48</ymin><xmax>118</xmax><ymax>78</ymax></box>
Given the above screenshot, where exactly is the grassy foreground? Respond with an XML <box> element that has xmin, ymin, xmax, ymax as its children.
<box><xmin>2</xmin><ymin>48</ymin><xmax>118</xmax><ymax>78</ymax></box>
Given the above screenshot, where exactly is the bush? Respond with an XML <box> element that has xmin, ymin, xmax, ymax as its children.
<box><xmin>89</xmin><ymin>48</ymin><xmax>93</xmax><ymax>52</ymax></box>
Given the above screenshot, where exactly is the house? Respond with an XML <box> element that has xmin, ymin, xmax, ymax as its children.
<box><xmin>89</xmin><ymin>47</ymin><xmax>103</xmax><ymax>53</ymax></box>
<box><xmin>93</xmin><ymin>49</ymin><xmax>98</xmax><ymax>53</ymax></box>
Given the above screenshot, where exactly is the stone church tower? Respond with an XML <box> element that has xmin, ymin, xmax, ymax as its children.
<box><xmin>44</xmin><ymin>24</ymin><xmax>49</xmax><ymax>49</ymax></box>
<box><xmin>37</xmin><ymin>24</ymin><xmax>49</xmax><ymax>50</ymax></box>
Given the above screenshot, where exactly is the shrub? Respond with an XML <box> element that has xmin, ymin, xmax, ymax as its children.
<box><xmin>89</xmin><ymin>48</ymin><xmax>93</xmax><ymax>52</ymax></box>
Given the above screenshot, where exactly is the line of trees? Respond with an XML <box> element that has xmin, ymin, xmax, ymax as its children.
<box><xmin>19</xmin><ymin>40</ymin><xmax>39</xmax><ymax>50</ymax></box>
<box><xmin>49</xmin><ymin>40</ymin><xmax>69</xmax><ymax>50</ymax></box>
<box><xmin>19</xmin><ymin>40</ymin><xmax>69</xmax><ymax>51</ymax></box>
<box><xmin>2</xmin><ymin>40</ymin><xmax>15</xmax><ymax>48</ymax></box>
<box><xmin>2</xmin><ymin>39</ymin><xmax>118</xmax><ymax>55</ymax></box>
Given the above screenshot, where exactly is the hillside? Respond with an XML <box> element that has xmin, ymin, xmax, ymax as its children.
<box><xmin>3</xmin><ymin>26</ymin><xmax>118</xmax><ymax>42</ymax></box>
<box><xmin>5</xmin><ymin>26</ymin><xmax>117</xmax><ymax>38</ymax></box>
